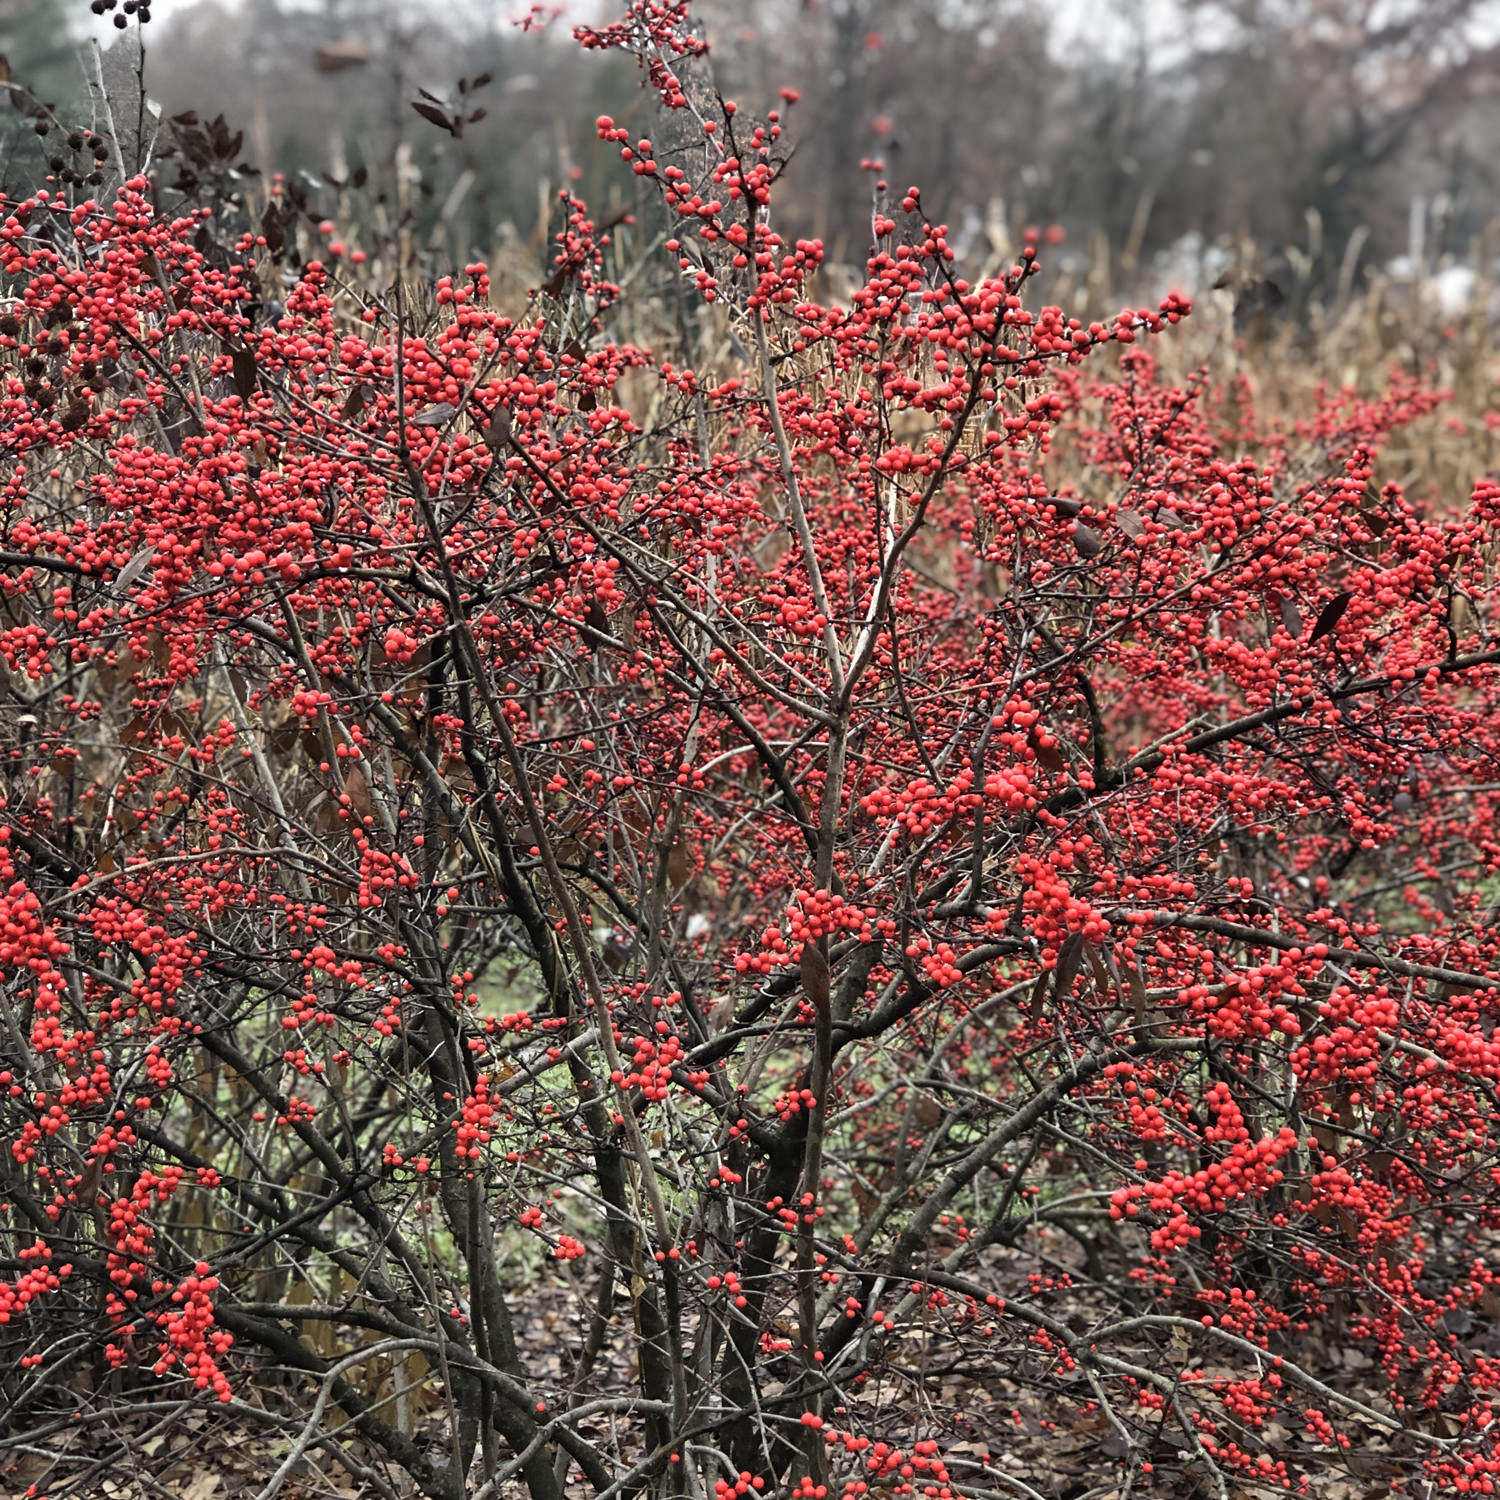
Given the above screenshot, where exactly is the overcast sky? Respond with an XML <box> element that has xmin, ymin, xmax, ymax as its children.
<box><xmin>77</xmin><ymin>0</ymin><xmax>1197</xmax><ymax>63</ymax></box>
<box><xmin>77</xmin><ymin>0</ymin><xmax>1500</xmax><ymax>92</ymax></box>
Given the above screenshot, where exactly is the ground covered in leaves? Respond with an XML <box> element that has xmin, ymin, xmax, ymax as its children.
<box><xmin>10</xmin><ymin>1220</ymin><xmax>1486</xmax><ymax>1500</ymax></box>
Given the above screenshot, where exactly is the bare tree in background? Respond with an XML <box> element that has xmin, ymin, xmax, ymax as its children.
<box><xmin>91</xmin><ymin>0</ymin><xmax>1500</xmax><ymax>291</ymax></box>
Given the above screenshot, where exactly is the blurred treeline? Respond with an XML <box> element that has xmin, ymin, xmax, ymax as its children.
<box><xmin>4</xmin><ymin>0</ymin><xmax>1500</xmax><ymax>298</ymax></box>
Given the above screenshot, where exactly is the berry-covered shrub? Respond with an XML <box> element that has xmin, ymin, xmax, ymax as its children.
<box><xmin>5</xmin><ymin>5</ymin><xmax>1500</xmax><ymax>1498</ymax></box>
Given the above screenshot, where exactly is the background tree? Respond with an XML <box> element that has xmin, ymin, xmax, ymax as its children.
<box><xmin>107</xmin><ymin>0</ymin><xmax>1500</xmax><ymax>299</ymax></box>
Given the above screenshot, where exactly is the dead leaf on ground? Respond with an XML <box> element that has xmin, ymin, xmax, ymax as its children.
<box><xmin>174</xmin><ymin>1473</ymin><xmax>221</xmax><ymax>1500</ymax></box>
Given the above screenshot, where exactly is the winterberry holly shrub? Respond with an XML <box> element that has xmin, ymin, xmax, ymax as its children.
<box><xmin>6</xmin><ymin>5</ymin><xmax>1500</xmax><ymax>1499</ymax></box>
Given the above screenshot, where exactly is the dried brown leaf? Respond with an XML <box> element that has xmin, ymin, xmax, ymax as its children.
<box><xmin>1309</xmin><ymin>590</ymin><xmax>1351</xmax><ymax>642</ymax></box>
<box><xmin>800</xmin><ymin>942</ymin><xmax>830</xmax><ymax>1009</ymax></box>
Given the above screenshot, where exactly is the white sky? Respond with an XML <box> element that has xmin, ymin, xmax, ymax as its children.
<box><xmin>77</xmin><ymin>0</ymin><xmax>1500</xmax><ymax>80</ymax></box>
<box><xmin>79</xmin><ymin>0</ymin><xmax>1188</xmax><ymax>60</ymax></box>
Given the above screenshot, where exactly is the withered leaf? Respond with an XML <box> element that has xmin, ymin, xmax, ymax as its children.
<box><xmin>1054</xmin><ymin>931</ymin><xmax>1085</xmax><ymax>1001</ymax></box>
<box><xmin>342</xmin><ymin>382</ymin><xmax>374</xmax><ymax>420</ymax></box>
<box><xmin>1309</xmin><ymin>590</ymin><xmax>1351</xmax><ymax>643</ymax></box>
<box><xmin>76</xmin><ymin>1155</ymin><xmax>105</xmax><ymax>1205</ymax></box>
<box><xmin>411</xmin><ymin>101</ymin><xmax>457</xmax><ymax>135</ymax></box>
<box><xmin>800</xmin><ymin>942</ymin><xmax>831</xmax><ymax>1010</ymax></box>
<box><xmin>1028</xmin><ymin>727</ymin><xmax>1066</xmax><ymax>773</ymax></box>
<box><xmin>1072</xmin><ymin>521</ymin><xmax>1102</xmax><ymax>558</ymax></box>
<box><xmin>1084</xmin><ymin>938</ymin><xmax>1112</xmax><ymax>997</ymax></box>
<box><xmin>483</xmin><ymin>404</ymin><xmax>513</xmax><ymax>449</ymax></box>
<box><xmin>1026</xmin><ymin>969</ymin><xmax>1050</xmax><ymax>1022</ymax></box>
<box><xmin>412</xmin><ymin>402</ymin><xmax>457</xmax><ymax>427</ymax></box>
<box><xmin>343</xmin><ymin>764</ymin><xmax>374</xmax><ymax>819</ymax></box>
<box><xmin>260</xmin><ymin>203</ymin><xmax>285</xmax><ymax>255</ymax></box>
<box><xmin>228</xmin><ymin>343</ymin><xmax>256</xmax><ymax>402</ymax></box>
<box><xmin>112</xmin><ymin>546</ymin><xmax>155</xmax><ymax>596</ymax></box>
<box><xmin>1267</xmin><ymin>589</ymin><xmax>1303</xmax><ymax>638</ymax></box>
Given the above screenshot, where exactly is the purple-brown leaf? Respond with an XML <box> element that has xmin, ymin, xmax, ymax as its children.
<box><xmin>1309</xmin><ymin>591</ymin><xmax>1351</xmax><ymax>643</ymax></box>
